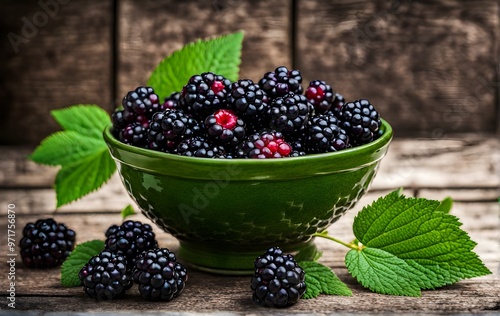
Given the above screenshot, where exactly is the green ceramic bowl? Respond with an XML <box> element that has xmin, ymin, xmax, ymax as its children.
<box><xmin>103</xmin><ymin>120</ymin><xmax>393</xmax><ymax>274</ymax></box>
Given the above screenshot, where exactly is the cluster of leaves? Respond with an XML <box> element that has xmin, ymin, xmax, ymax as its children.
<box><xmin>30</xmin><ymin>31</ymin><xmax>244</xmax><ymax>207</ymax></box>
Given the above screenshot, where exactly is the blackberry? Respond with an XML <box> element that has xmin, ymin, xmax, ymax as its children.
<box><xmin>237</xmin><ymin>131</ymin><xmax>292</xmax><ymax>159</ymax></box>
<box><xmin>133</xmin><ymin>248</ymin><xmax>188</xmax><ymax>301</ymax></box>
<box><xmin>180</xmin><ymin>72</ymin><xmax>231</xmax><ymax>119</ymax></box>
<box><xmin>258</xmin><ymin>66</ymin><xmax>303</xmax><ymax>99</ymax></box>
<box><xmin>19</xmin><ymin>218</ymin><xmax>76</xmax><ymax>268</ymax></box>
<box><xmin>227</xmin><ymin>79</ymin><xmax>269</xmax><ymax>131</ymax></box>
<box><xmin>339</xmin><ymin>99</ymin><xmax>381</xmax><ymax>146</ymax></box>
<box><xmin>122</xmin><ymin>86</ymin><xmax>161</xmax><ymax>119</ymax></box>
<box><xmin>147</xmin><ymin>110</ymin><xmax>201</xmax><ymax>152</ymax></box>
<box><xmin>325</xmin><ymin>93</ymin><xmax>345</xmax><ymax>118</ymax></box>
<box><xmin>305</xmin><ymin>114</ymin><xmax>349</xmax><ymax>153</ymax></box>
<box><xmin>177</xmin><ymin>136</ymin><xmax>225</xmax><ymax>158</ymax></box>
<box><xmin>104</xmin><ymin>220</ymin><xmax>158</xmax><ymax>271</ymax></box>
<box><xmin>119</xmin><ymin>123</ymin><xmax>148</xmax><ymax>147</ymax></box>
<box><xmin>288</xmin><ymin>135</ymin><xmax>307</xmax><ymax>157</ymax></box>
<box><xmin>251</xmin><ymin>247</ymin><xmax>306</xmax><ymax>308</ymax></box>
<box><xmin>268</xmin><ymin>92</ymin><xmax>313</xmax><ymax>136</ymax></box>
<box><xmin>305</xmin><ymin>80</ymin><xmax>334</xmax><ymax>113</ymax></box>
<box><xmin>205</xmin><ymin>109</ymin><xmax>246</xmax><ymax>147</ymax></box>
<box><xmin>162</xmin><ymin>92</ymin><xmax>181</xmax><ymax>110</ymax></box>
<box><xmin>79</xmin><ymin>250</ymin><xmax>133</xmax><ymax>300</ymax></box>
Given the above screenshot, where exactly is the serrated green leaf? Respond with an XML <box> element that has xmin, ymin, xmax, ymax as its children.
<box><xmin>29</xmin><ymin>131</ymin><xmax>106</xmax><ymax>166</ymax></box>
<box><xmin>294</xmin><ymin>244</ymin><xmax>323</xmax><ymax>262</ymax></box>
<box><xmin>436</xmin><ymin>197</ymin><xmax>453</xmax><ymax>214</ymax></box>
<box><xmin>345</xmin><ymin>248</ymin><xmax>421</xmax><ymax>297</ymax></box>
<box><xmin>147</xmin><ymin>31</ymin><xmax>244</xmax><ymax>99</ymax></box>
<box><xmin>51</xmin><ymin>105</ymin><xmax>111</xmax><ymax>140</ymax></box>
<box><xmin>55</xmin><ymin>148</ymin><xmax>116</xmax><ymax>207</ymax></box>
<box><xmin>121</xmin><ymin>204</ymin><xmax>136</xmax><ymax>220</ymax></box>
<box><xmin>348</xmin><ymin>189</ymin><xmax>491</xmax><ymax>295</ymax></box>
<box><xmin>300</xmin><ymin>261</ymin><xmax>352</xmax><ymax>298</ymax></box>
<box><xmin>61</xmin><ymin>240</ymin><xmax>105</xmax><ymax>287</ymax></box>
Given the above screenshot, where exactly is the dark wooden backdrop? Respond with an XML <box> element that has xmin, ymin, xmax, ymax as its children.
<box><xmin>1</xmin><ymin>0</ymin><xmax>499</xmax><ymax>145</ymax></box>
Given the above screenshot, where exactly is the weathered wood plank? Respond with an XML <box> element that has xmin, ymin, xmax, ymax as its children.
<box><xmin>117</xmin><ymin>0</ymin><xmax>292</xmax><ymax>99</ymax></box>
<box><xmin>0</xmin><ymin>0</ymin><xmax>114</xmax><ymax>145</ymax></box>
<box><xmin>0</xmin><ymin>201</ymin><xmax>498</xmax><ymax>313</ymax></box>
<box><xmin>1</xmin><ymin>135</ymin><xmax>498</xmax><ymax>191</ymax></box>
<box><xmin>296</xmin><ymin>0</ymin><xmax>500</xmax><ymax>136</ymax></box>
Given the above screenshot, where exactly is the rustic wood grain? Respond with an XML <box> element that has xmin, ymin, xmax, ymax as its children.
<box><xmin>117</xmin><ymin>0</ymin><xmax>292</xmax><ymax>99</ymax></box>
<box><xmin>0</xmin><ymin>0</ymin><xmax>114</xmax><ymax>145</ymax></box>
<box><xmin>0</xmin><ymin>200</ymin><xmax>498</xmax><ymax>313</ymax></box>
<box><xmin>296</xmin><ymin>0</ymin><xmax>500</xmax><ymax>136</ymax></box>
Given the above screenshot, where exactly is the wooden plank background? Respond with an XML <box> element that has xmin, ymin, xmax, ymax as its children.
<box><xmin>0</xmin><ymin>0</ymin><xmax>499</xmax><ymax>145</ymax></box>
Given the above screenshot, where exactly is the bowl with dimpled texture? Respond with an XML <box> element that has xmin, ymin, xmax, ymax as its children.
<box><xmin>103</xmin><ymin>119</ymin><xmax>393</xmax><ymax>274</ymax></box>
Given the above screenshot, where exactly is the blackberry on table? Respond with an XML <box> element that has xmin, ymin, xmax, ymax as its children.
<box><xmin>205</xmin><ymin>109</ymin><xmax>246</xmax><ymax>148</ymax></box>
<box><xmin>104</xmin><ymin>220</ymin><xmax>158</xmax><ymax>271</ymax></box>
<box><xmin>237</xmin><ymin>131</ymin><xmax>292</xmax><ymax>159</ymax></box>
<box><xmin>79</xmin><ymin>250</ymin><xmax>132</xmax><ymax>300</ymax></box>
<box><xmin>305</xmin><ymin>114</ymin><xmax>349</xmax><ymax>153</ymax></box>
<box><xmin>180</xmin><ymin>72</ymin><xmax>231</xmax><ymax>119</ymax></box>
<box><xmin>162</xmin><ymin>92</ymin><xmax>181</xmax><ymax>110</ymax></box>
<box><xmin>268</xmin><ymin>92</ymin><xmax>313</xmax><ymax>136</ymax></box>
<box><xmin>133</xmin><ymin>248</ymin><xmax>188</xmax><ymax>301</ymax></box>
<box><xmin>19</xmin><ymin>218</ymin><xmax>76</xmax><ymax>268</ymax></box>
<box><xmin>339</xmin><ymin>99</ymin><xmax>381</xmax><ymax>146</ymax></box>
<box><xmin>305</xmin><ymin>80</ymin><xmax>334</xmax><ymax>114</ymax></box>
<box><xmin>227</xmin><ymin>79</ymin><xmax>269</xmax><ymax>132</ymax></box>
<box><xmin>251</xmin><ymin>247</ymin><xmax>306</xmax><ymax>308</ymax></box>
<box><xmin>258</xmin><ymin>66</ymin><xmax>303</xmax><ymax>99</ymax></box>
<box><xmin>122</xmin><ymin>86</ymin><xmax>161</xmax><ymax>119</ymax></box>
<box><xmin>177</xmin><ymin>136</ymin><xmax>225</xmax><ymax>158</ymax></box>
<box><xmin>119</xmin><ymin>123</ymin><xmax>148</xmax><ymax>148</ymax></box>
<box><xmin>147</xmin><ymin>110</ymin><xmax>201</xmax><ymax>152</ymax></box>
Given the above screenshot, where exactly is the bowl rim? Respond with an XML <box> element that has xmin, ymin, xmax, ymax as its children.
<box><xmin>103</xmin><ymin>119</ymin><xmax>393</xmax><ymax>180</ymax></box>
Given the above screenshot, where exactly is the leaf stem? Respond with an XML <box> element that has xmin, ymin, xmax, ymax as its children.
<box><xmin>313</xmin><ymin>232</ymin><xmax>359</xmax><ymax>250</ymax></box>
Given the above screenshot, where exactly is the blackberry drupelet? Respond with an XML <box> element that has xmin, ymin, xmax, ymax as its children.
<box><xmin>147</xmin><ymin>110</ymin><xmax>201</xmax><ymax>152</ymax></box>
<box><xmin>339</xmin><ymin>99</ymin><xmax>381</xmax><ymax>146</ymax></box>
<box><xmin>180</xmin><ymin>72</ymin><xmax>231</xmax><ymax>119</ymax></box>
<box><xmin>288</xmin><ymin>134</ymin><xmax>307</xmax><ymax>157</ymax></box>
<box><xmin>19</xmin><ymin>218</ymin><xmax>76</xmax><ymax>268</ymax></box>
<box><xmin>305</xmin><ymin>80</ymin><xmax>334</xmax><ymax>113</ymax></box>
<box><xmin>237</xmin><ymin>131</ymin><xmax>292</xmax><ymax>159</ymax></box>
<box><xmin>251</xmin><ymin>247</ymin><xmax>306</xmax><ymax>308</ymax></box>
<box><xmin>325</xmin><ymin>93</ymin><xmax>345</xmax><ymax>119</ymax></box>
<box><xmin>79</xmin><ymin>250</ymin><xmax>133</xmax><ymax>300</ymax></box>
<box><xmin>177</xmin><ymin>136</ymin><xmax>225</xmax><ymax>158</ymax></box>
<box><xmin>258</xmin><ymin>66</ymin><xmax>303</xmax><ymax>99</ymax></box>
<box><xmin>162</xmin><ymin>92</ymin><xmax>181</xmax><ymax>110</ymax></box>
<box><xmin>227</xmin><ymin>79</ymin><xmax>269</xmax><ymax>132</ymax></box>
<box><xmin>104</xmin><ymin>220</ymin><xmax>158</xmax><ymax>271</ymax></box>
<box><xmin>205</xmin><ymin>109</ymin><xmax>246</xmax><ymax>148</ymax></box>
<box><xmin>268</xmin><ymin>92</ymin><xmax>313</xmax><ymax>136</ymax></box>
<box><xmin>305</xmin><ymin>114</ymin><xmax>349</xmax><ymax>153</ymax></box>
<box><xmin>119</xmin><ymin>123</ymin><xmax>148</xmax><ymax>148</ymax></box>
<box><xmin>133</xmin><ymin>248</ymin><xmax>188</xmax><ymax>301</ymax></box>
<box><xmin>122</xmin><ymin>86</ymin><xmax>161</xmax><ymax>119</ymax></box>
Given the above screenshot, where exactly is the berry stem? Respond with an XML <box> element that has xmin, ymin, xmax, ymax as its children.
<box><xmin>313</xmin><ymin>232</ymin><xmax>360</xmax><ymax>250</ymax></box>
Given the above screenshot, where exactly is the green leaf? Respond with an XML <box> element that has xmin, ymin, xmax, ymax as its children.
<box><xmin>147</xmin><ymin>31</ymin><xmax>244</xmax><ymax>99</ymax></box>
<box><xmin>55</xmin><ymin>148</ymin><xmax>116</xmax><ymax>207</ymax></box>
<box><xmin>436</xmin><ymin>196</ymin><xmax>453</xmax><ymax>214</ymax></box>
<box><xmin>345</xmin><ymin>248</ymin><xmax>421</xmax><ymax>296</ymax></box>
<box><xmin>294</xmin><ymin>244</ymin><xmax>323</xmax><ymax>262</ymax></box>
<box><xmin>30</xmin><ymin>131</ymin><xmax>106</xmax><ymax>166</ymax></box>
<box><xmin>121</xmin><ymin>204</ymin><xmax>136</xmax><ymax>220</ymax></box>
<box><xmin>61</xmin><ymin>240</ymin><xmax>105</xmax><ymax>287</ymax></box>
<box><xmin>51</xmin><ymin>105</ymin><xmax>111</xmax><ymax>140</ymax></box>
<box><xmin>347</xmin><ymin>189</ymin><xmax>491</xmax><ymax>296</ymax></box>
<box><xmin>299</xmin><ymin>261</ymin><xmax>352</xmax><ymax>298</ymax></box>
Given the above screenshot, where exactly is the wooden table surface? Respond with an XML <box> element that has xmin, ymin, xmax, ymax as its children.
<box><xmin>0</xmin><ymin>135</ymin><xmax>499</xmax><ymax>314</ymax></box>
